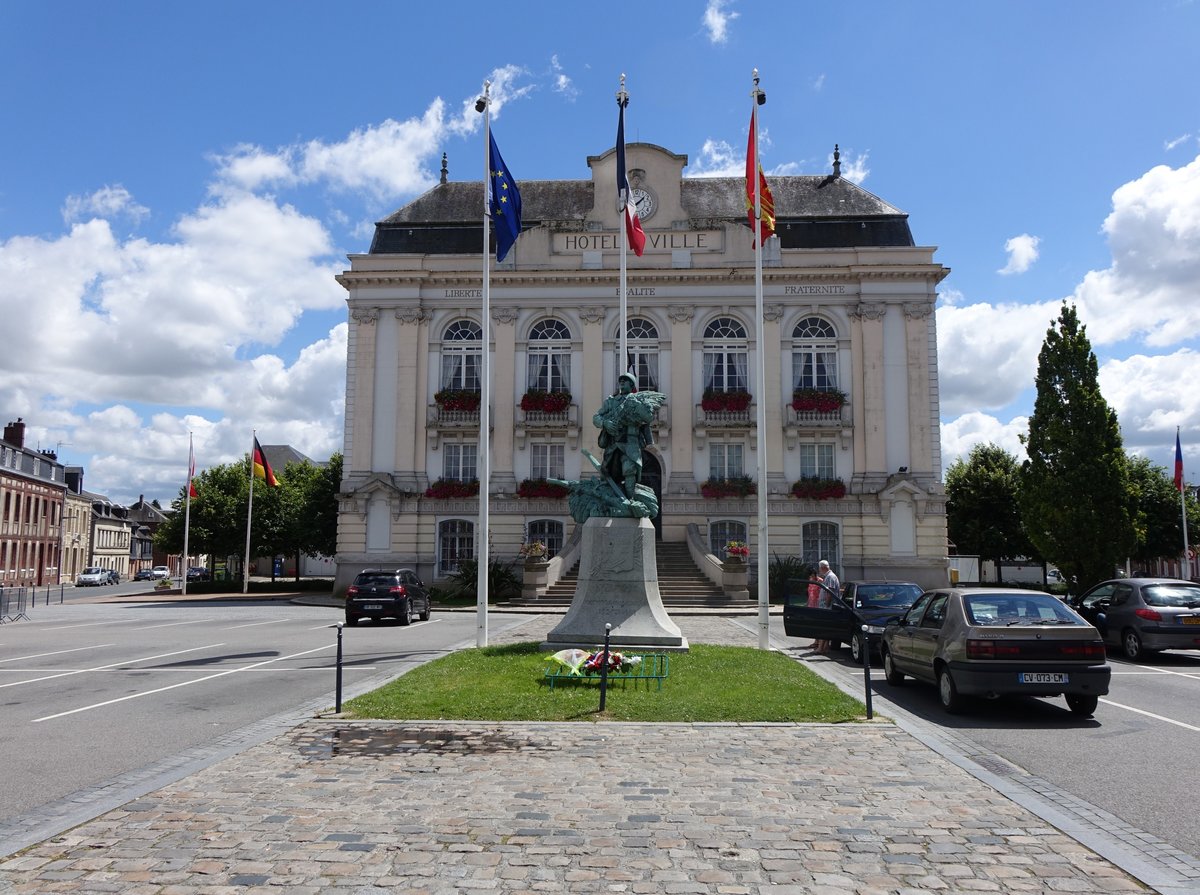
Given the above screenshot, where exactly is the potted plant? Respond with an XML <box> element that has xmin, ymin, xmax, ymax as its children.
<box><xmin>424</xmin><ymin>478</ymin><xmax>481</xmax><ymax>499</ymax></box>
<box><xmin>520</xmin><ymin>389</ymin><xmax>572</xmax><ymax>413</ymax></box>
<box><xmin>516</xmin><ymin>478</ymin><xmax>570</xmax><ymax>499</ymax></box>
<box><xmin>790</xmin><ymin>477</ymin><xmax>847</xmax><ymax>500</ymax></box>
<box><xmin>434</xmin><ymin>389</ymin><xmax>482</xmax><ymax>412</ymax></box>
<box><xmin>724</xmin><ymin>540</ymin><xmax>750</xmax><ymax>561</ymax></box>
<box><xmin>791</xmin><ymin>387</ymin><xmax>846</xmax><ymax>413</ymax></box>
<box><xmin>518</xmin><ymin>540</ymin><xmax>548</xmax><ymax>563</ymax></box>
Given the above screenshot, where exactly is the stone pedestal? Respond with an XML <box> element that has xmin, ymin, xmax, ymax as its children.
<box><xmin>544</xmin><ymin>517</ymin><xmax>688</xmax><ymax>650</ymax></box>
<box><xmin>521</xmin><ymin>560</ymin><xmax>550</xmax><ymax>599</ymax></box>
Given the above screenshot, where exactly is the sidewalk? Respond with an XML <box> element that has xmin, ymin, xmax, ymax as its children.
<box><xmin>0</xmin><ymin>613</ymin><xmax>1193</xmax><ymax>894</ymax></box>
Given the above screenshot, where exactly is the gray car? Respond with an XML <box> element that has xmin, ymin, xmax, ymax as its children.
<box><xmin>1070</xmin><ymin>578</ymin><xmax>1200</xmax><ymax>660</ymax></box>
<box><xmin>881</xmin><ymin>587</ymin><xmax>1111</xmax><ymax>716</ymax></box>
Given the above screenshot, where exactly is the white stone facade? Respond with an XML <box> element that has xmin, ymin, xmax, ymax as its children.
<box><xmin>334</xmin><ymin>142</ymin><xmax>950</xmax><ymax>591</ymax></box>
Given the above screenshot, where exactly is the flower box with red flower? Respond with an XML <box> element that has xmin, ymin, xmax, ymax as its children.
<box><xmin>701</xmin><ymin>389</ymin><xmax>752</xmax><ymax>413</ymax></box>
<box><xmin>724</xmin><ymin>540</ymin><xmax>750</xmax><ymax>561</ymax></box>
<box><xmin>520</xmin><ymin>390</ymin><xmax>572</xmax><ymax>414</ymax></box>
<box><xmin>516</xmin><ymin>478</ymin><xmax>569</xmax><ymax>499</ymax></box>
<box><xmin>434</xmin><ymin>389</ymin><xmax>482</xmax><ymax>412</ymax></box>
<box><xmin>790</xmin><ymin>477</ymin><xmax>846</xmax><ymax>500</ymax></box>
<box><xmin>424</xmin><ymin>478</ymin><xmax>480</xmax><ymax>499</ymax></box>
<box><xmin>700</xmin><ymin>476</ymin><xmax>756</xmax><ymax>499</ymax></box>
<box><xmin>791</xmin><ymin>388</ymin><xmax>846</xmax><ymax>414</ymax></box>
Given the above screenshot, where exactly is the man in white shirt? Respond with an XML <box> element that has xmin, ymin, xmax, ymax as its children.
<box><xmin>814</xmin><ymin>559</ymin><xmax>841</xmax><ymax>654</ymax></box>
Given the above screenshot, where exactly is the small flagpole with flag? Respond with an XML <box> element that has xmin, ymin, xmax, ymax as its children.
<box><xmin>243</xmin><ymin>430</ymin><xmax>256</xmax><ymax>595</ymax></box>
<box><xmin>1176</xmin><ymin>428</ymin><xmax>1190</xmax><ymax>576</ymax></box>
<box><xmin>182</xmin><ymin>432</ymin><xmax>195</xmax><ymax>596</ymax></box>
<box><xmin>748</xmin><ymin>69</ymin><xmax>773</xmax><ymax>649</ymax></box>
<box><xmin>616</xmin><ymin>75</ymin><xmax>645</xmax><ymax>376</ymax></box>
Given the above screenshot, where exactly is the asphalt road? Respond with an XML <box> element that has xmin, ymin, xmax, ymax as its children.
<box><xmin>0</xmin><ymin>596</ymin><xmax>517</xmax><ymax>827</ymax></box>
<box><xmin>814</xmin><ymin>641</ymin><xmax>1200</xmax><ymax>861</ymax></box>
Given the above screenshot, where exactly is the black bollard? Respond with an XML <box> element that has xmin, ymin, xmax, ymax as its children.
<box><xmin>335</xmin><ymin>623</ymin><xmax>344</xmax><ymax>713</ymax></box>
<box><xmin>598</xmin><ymin>623</ymin><xmax>612</xmax><ymax>712</ymax></box>
<box><xmin>861</xmin><ymin>624</ymin><xmax>873</xmax><ymax>720</ymax></box>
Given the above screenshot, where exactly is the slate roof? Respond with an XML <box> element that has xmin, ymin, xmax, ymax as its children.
<box><xmin>370</xmin><ymin>171</ymin><xmax>913</xmax><ymax>254</ymax></box>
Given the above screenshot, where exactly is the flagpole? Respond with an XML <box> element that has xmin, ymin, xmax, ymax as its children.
<box><xmin>617</xmin><ymin>75</ymin><xmax>630</xmax><ymax>374</ymax></box>
<box><xmin>1179</xmin><ymin>427</ymin><xmax>1190</xmax><ymax>577</ymax></box>
<box><xmin>182</xmin><ymin>432</ymin><xmax>193</xmax><ymax>596</ymax></box>
<box><xmin>243</xmin><ymin>429</ymin><xmax>255</xmax><ymax>595</ymax></box>
<box><xmin>477</xmin><ymin>81</ymin><xmax>492</xmax><ymax>648</ymax></box>
<box><xmin>751</xmin><ymin>70</ymin><xmax>770</xmax><ymax>650</ymax></box>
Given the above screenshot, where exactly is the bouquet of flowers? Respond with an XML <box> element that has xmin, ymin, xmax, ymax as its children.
<box><xmin>583</xmin><ymin>650</ymin><xmax>641</xmax><ymax>674</ymax></box>
<box><xmin>519</xmin><ymin>540</ymin><xmax>548</xmax><ymax>559</ymax></box>
<box><xmin>724</xmin><ymin>540</ymin><xmax>750</xmax><ymax>560</ymax></box>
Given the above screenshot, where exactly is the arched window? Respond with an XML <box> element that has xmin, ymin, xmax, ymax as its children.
<box><xmin>614</xmin><ymin>317</ymin><xmax>660</xmax><ymax>391</ymax></box>
<box><xmin>791</xmin><ymin>316</ymin><xmax>838</xmax><ymax>391</ymax></box>
<box><xmin>441</xmin><ymin>320</ymin><xmax>482</xmax><ymax>392</ymax></box>
<box><xmin>527</xmin><ymin>319</ymin><xmax>572</xmax><ymax>392</ymax></box>
<box><xmin>710</xmin><ymin>520</ymin><xmax>748</xmax><ymax>559</ymax></box>
<box><xmin>702</xmin><ymin>317</ymin><xmax>748</xmax><ymax>392</ymax></box>
<box><xmin>527</xmin><ymin>519</ymin><xmax>564</xmax><ymax>558</ymax></box>
<box><xmin>802</xmin><ymin>521</ymin><xmax>840</xmax><ymax>573</ymax></box>
<box><xmin>438</xmin><ymin>519</ymin><xmax>474</xmax><ymax>576</ymax></box>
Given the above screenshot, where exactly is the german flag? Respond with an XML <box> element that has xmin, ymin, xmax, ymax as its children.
<box><xmin>252</xmin><ymin>437</ymin><xmax>279</xmax><ymax>487</ymax></box>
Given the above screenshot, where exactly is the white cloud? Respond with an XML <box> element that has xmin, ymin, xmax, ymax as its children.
<box><xmin>812</xmin><ymin>73</ymin><xmax>826</xmax><ymax>92</ymax></box>
<box><xmin>935</xmin><ymin>299</ymin><xmax>1060</xmax><ymax>416</ymax></box>
<box><xmin>689</xmin><ymin>138</ymin><xmax>742</xmax><ymax>177</ymax></box>
<box><xmin>62</xmin><ymin>185</ymin><xmax>149</xmax><ymax>226</ymax></box>
<box><xmin>550</xmin><ymin>55</ymin><xmax>578</xmax><ymax>101</ymax></box>
<box><xmin>1165</xmin><ymin>133</ymin><xmax>1192</xmax><ymax>151</ymax></box>
<box><xmin>835</xmin><ymin>148</ymin><xmax>870</xmax><ymax>184</ymax></box>
<box><xmin>1099</xmin><ymin>349</ymin><xmax>1200</xmax><ymax>455</ymax></box>
<box><xmin>998</xmin><ymin>233</ymin><xmax>1041</xmax><ymax>275</ymax></box>
<box><xmin>941</xmin><ymin>412</ymin><xmax>1030</xmax><ymax>468</ymax></box>
<box><xmin>702</xmin><ymin>0</ymin><xmax>739</xmax><ymax>44</ymax></box>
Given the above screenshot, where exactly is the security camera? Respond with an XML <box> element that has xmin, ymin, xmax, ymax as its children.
<box><xmin>756</xmin><ymin>91</ymin><xmax>767</xmax><ymax>106</ymax></box>
<box><xmin>475</xmin><ymin>97</ymin><xmax>487</xmax><ymax>113</ymax></box>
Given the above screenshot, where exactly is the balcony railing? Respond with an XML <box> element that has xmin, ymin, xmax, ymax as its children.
<box><xmin>784</xmin><ymin>402</ymin><xmax>853</xmax><ymax>450</ymax></box>
<box><xmin>516</xmin><ymin>403</ymin><xmax>581</xmax><ymax>449</ymax></box>
<box><xmin>427</xmin><ymin>403</ymin><xmax>490</xmax><ymax>449</ymax></box>
<box><xmin>693</xmin><ymin>402</ymin><xmax>757</xmax><ymax>449</ymax></box>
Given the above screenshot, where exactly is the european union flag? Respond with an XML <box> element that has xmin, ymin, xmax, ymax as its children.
<box><xmin>488</xmin><ymin>131</ymin><xmax>522</xmax><ymax>262</ymax></box>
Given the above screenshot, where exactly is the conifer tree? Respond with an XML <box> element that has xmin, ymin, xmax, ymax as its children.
<box><xmin>1019</xmin><ymin>303</ymin><xmax>1134</xmax><ymax>590</ymax></box>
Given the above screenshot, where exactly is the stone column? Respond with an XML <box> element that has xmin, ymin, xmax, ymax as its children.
<box><xmin>903</xmin><ymin>301</ymin><xmax>935</xmax><ymax>476</ymax></box>
<box><xmin>393</xmin><ymin>308</ymin><xmax>429</xmax><ymax>492</ymax></box>
<box><xmin>491</xmin><ymin>306</ymin><xmax>519</xmax><ymax>493</ymax></box>
<box><xmin>580</xmin><ymin>305</ymin><xmax>607</xmax><ymax>460</ymax></box>
<box><xmin>666</xmin><ymin>304</ymin><xmax>695</xmax><ymax>494</ymax></box>
<box><xmin>762</xmin><ymin>303</ymin><xmax>788</xmax><ymax>494</ymax></box>
<box><xmin>347</xmin><ymin>307</ymin><xmax>378</xmax><ymax>473</ymax></box>
<box><xmin>850</xmin><ymin>301</ymin><xmax>887</xmax><ymax>482</ymax></box>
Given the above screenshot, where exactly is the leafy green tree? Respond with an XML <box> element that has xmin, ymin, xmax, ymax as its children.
<box><xmin>945</xmin><ymin>443</ymin><xmax>1035</xmax><ymax>580</ymax></box>
<box><xmin>1125</xmin><ymin>454</ymin><xmax>1200</xmax><ymax>567</ymax></box>
<box><xmin>1018</xmin><ymin>303</ymin><xmax>1135</xmax><ymax>590</ymax></box>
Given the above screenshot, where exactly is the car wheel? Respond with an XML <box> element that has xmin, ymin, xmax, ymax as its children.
<box><xmin>882</xmin><ymin>649</ymin><xmax>904</xmax><ymax>685</ymax></box>
<box><xmin>1066</xmin><ymin>694</ymin><xmax>1099</xmax><ymax>717</ymax></box>
<box><xmin>345</xmin><ymin>615</ymin><xmax>359</xmax><ymax>627</ymax></box>
<box><xmin>937</xmin><ymin>666</ymin><xmax>964</xmax><ymax>714</ymax></box>
<box><xmin>418</xmin><ymin>599</ymin><xmax>431</xmax><ymax>622</ymax></box>
<box><xmin>1121</xmin><ymin>628</ymin><xmax>1144</xmax><ymax>661</ymax></box>
<box><xmin>398</xmin><ymin>598</ymin><xmax>412</xmax><ymax>626</ymax></box>
<box><xmin>850</xmin><ymin>632</ymin><xmax>864</xmax><ymax>664</ymax></box>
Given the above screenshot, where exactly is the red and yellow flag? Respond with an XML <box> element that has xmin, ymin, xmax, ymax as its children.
<box><xmin>745</xmin><ymin>105</ymin><xmax>775</xmax><ymax>247</ymax></box>
<box><xmin>252</xmin><ymin>437</ymin><xmax>279</xmax><ymax>487</ymax></box>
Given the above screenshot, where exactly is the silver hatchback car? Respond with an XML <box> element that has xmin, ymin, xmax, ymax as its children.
<box><xmin>881</xmin><ymin>587</ymin><xmax>1111</xmax><ymax>716</ymax></box>
<box><xmin>1070</xmin><ymin>578</ymin><xmax>1200</xmax><ymax>660</ymax></box>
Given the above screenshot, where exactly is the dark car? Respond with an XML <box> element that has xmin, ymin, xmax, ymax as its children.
<box><xmin>105</xmin><ymin>570</ymin><xmax>121</xmax><ymax>584</ymax></box>
<box><xmin>881</xmin><ymin>587</ymin><xmax>1111</xmax><ymax>716</ymax></box>
<box><xmin>133</xmin><ymin>569</ymin><xmax>156</xmax><ymax>581</ymax></box>
<box><xmin>784</xmin><ymin>579</ymin><xmax>924</xmax><ymax>663</ymax></box>
<box><xmin>1070</xmin><ymin>578</ymin><xmax>1200</xmax><ymax>660</ymax></box>
<box><xmin>186</xmin><ymin>567</ymin><xmax>211</xmax><ymax>582</ymax></box>
<box><xmin>345</xmin><ymin>568</ymin><xmax>431</xmax><ymax>626</ymax></box>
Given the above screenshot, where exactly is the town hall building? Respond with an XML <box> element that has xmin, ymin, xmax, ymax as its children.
<box><xmin>333</xmin><ymin>140</ymin><xmax>951</xmax><ymax>594</ymax></box>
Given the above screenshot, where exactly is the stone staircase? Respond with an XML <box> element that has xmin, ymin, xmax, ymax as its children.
<box><xmin>507</xmin><ymin>541</ymin><xmax>740</xmax><ymax>608</ymax></box>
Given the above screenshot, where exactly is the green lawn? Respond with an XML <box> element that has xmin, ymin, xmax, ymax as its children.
<box><xmin>341</xmin><ymin>642</ymin><xmax>869</xmax><ymax>723</ymax></box>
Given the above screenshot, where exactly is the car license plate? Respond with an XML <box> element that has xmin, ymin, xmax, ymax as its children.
<box><xmin>1019</xmin><ymin>672</ymin><xmax>1068</xmax><ymax>684</ymax></box>
<box><xmin>1182</xmin><ymin>617</ymin><xmax>1200</xmax><ymax>625</ymax></box>
<box><xmin>363</xmin><ymin>603</ymin><xmax>382</xmax><ymax>610</ymax></box>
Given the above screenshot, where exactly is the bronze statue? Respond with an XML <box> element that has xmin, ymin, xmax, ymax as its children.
<box><xmin>551</xmin><ymin>373</ymin><xmax>665</xmax><ymax>523</ymax></box>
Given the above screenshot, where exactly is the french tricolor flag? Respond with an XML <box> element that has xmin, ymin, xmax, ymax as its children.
<box><xmin>616</xmin><ymin>97</ymin><xmax>645</xmax><ymax>257</ymax></box>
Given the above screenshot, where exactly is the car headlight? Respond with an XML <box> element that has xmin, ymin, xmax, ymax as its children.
<box><xmin>865</xmin><ymin>625</ymin><xmax>886</xmax><ymax>635</ymax></box>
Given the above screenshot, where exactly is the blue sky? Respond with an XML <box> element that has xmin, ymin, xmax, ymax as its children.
<box><xmin>2</xmin><ymin>0</ymin><xmax>1197</xmax><ymax>505</ymax></box>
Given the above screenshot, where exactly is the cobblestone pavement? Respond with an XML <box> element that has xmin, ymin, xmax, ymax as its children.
<box><xmin>0</xmin><ymin>613</ymin><xmax>1191</xmax><ymax>894</ymax></box>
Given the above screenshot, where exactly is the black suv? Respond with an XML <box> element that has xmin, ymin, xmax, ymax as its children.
<box><xmin>345</xmin><ymin>569</ymin><xmax>431</xmax><ymax>626</ymax></box>
<box><xmin>784</xmin><ymin>580</ymin><xmax>924</xmax><ymax>663</ymax></box>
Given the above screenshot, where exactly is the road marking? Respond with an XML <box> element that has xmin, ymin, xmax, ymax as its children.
<box><xmin>40</xmin><ymin>621</ymin><xmax>126</xmax><ymax>631</ymax></box>
<box><xmin>130</xmin><ymin>618</ymin><xmax>218</xmax><ymax>631</ymax></box>
<box><xmin>223</xmin><ymin>619</ymin><xmax>290</xmax><ymax>630</ymax></box>
<box><xmin>32</xmin><ymin>643</ymin><xmax>332</xmax><ymax>722</ymax></box>
<box><xmin>1099</xmin><ymin>698</ymin><xmax>1200</xmax><ymax>732</ymax></box>
<box><xmin>0</xmin><ymin>645</ymin><xmax>115</xmax><ymax>664</ymax></box>
<box><xmin>0</xmin><ymin>644</ymin><xmax>226</xmax><ymax>690</ymax></box>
